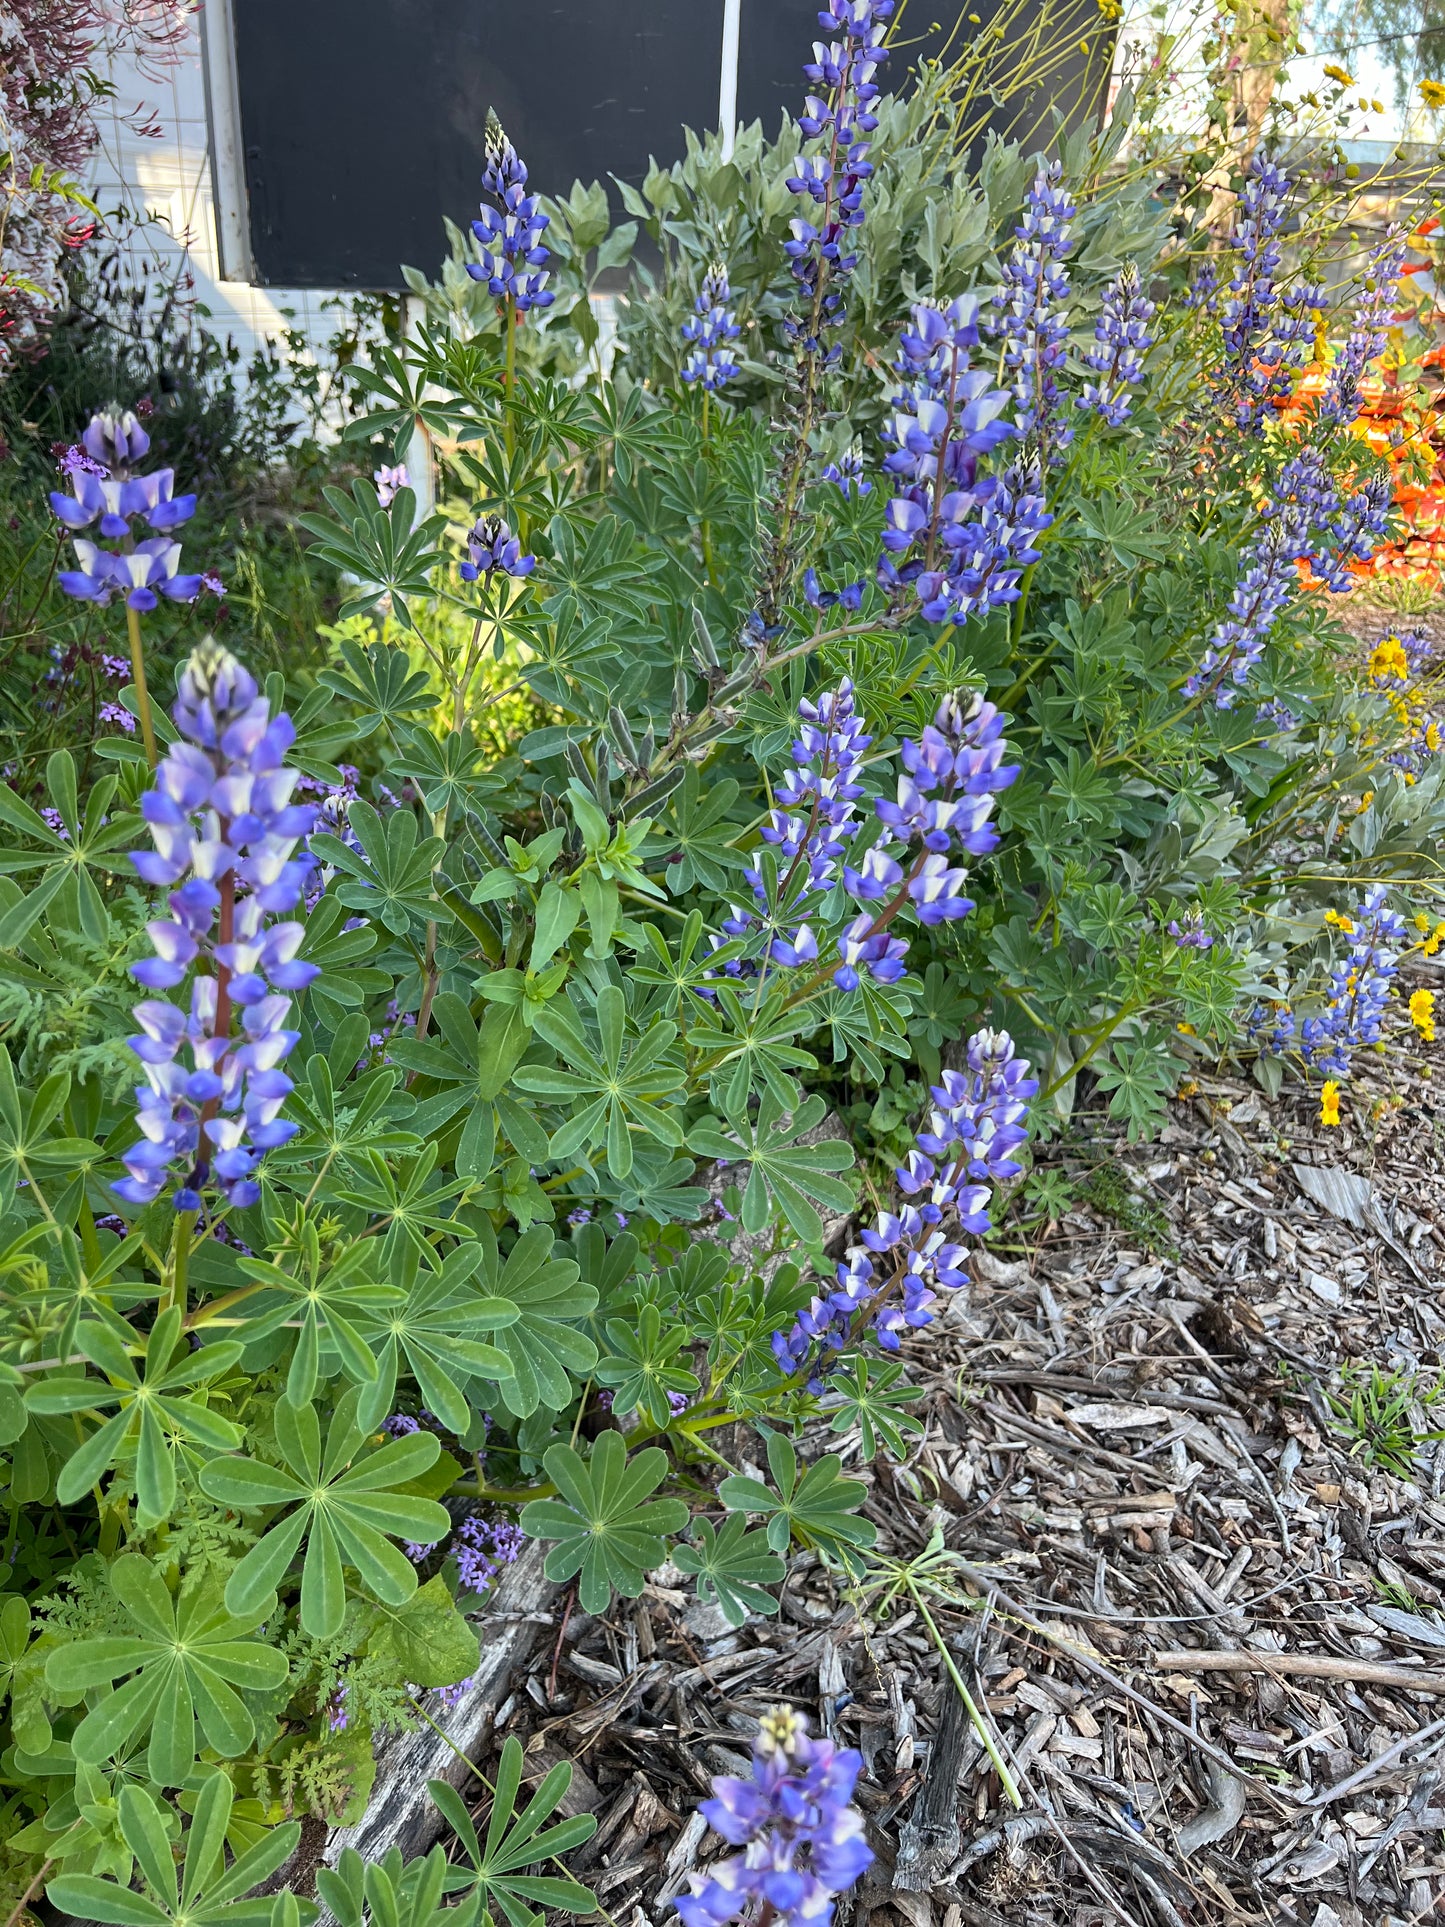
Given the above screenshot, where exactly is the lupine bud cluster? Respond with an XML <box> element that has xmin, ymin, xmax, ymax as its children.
<box><xmin>821</xmin><ymin>449</ymin><xmax>871</xmax><ymax>496</ymax></box>
<box><xmin>1078</xmin><ymin>263</ymin><xmax>1156</xmax><ymax>427</ymax></box>
<box><xmin>468</xmin><ymin>111</ymin><xmax>554</xmax><ymax>313</ymax></box>
<box><xmin>1252</xmin><ymin>887</ymin><xmax>1407</xmax><ymax>1078</ymax></box>
<box><xmin>990</xmin><ymin>163</ymin><xmax>1076</xmax><ymax>465</ymax></box>
<box><xmin>460</xmin><ymin>514</ymin><xmax>535</xmax><ymax>581</ymax></box>
<box><xmin>51</xmin><ymin>409</ymin><xmax>211</xmax><ymax>609</ymax></box>
<box><xmin>675</xmin><ymin>1707</ymin><xmax>873</xmax><ymax>1927</ymax></box>
<box><xmin>113</xmin><ymin>642</ymin><xmax>319</xmax><ymax>1212</ymax></box>
<box><xmin>782</xmin><ymin>0</ymin><xmax>892</xmax><ymax>360</ymax></box>
<box><xmin>877</xmin><ymin>294</ymin><xmax>1048</xmax><ymax>623</ymax></box>
<box><xmin>1210</xmin><ymin>154</ymin><xmax>1325</xmax><ymax>436</ymax></box>
<box><xmin>772</xmin><ymin>1028</ymin><xmax>1036</xmax><ymax>1382</ymax></box>
<box><xmin>1320</xmin><ymin>232</ymin><xmax>1404</xmax><ymax>427</ymax></box>
<box><xmin>681</xmin><ymin>264</ymin><xmax>741</xmax><ymax>391</ymax></box>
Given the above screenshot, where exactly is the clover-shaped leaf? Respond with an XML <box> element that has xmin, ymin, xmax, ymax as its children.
<box><xmin>519</xmin><ymin>1431</ymin><xmax>688</xmax><ymax>1612</ymax></box>
<box><xmin>718</xmin><ymin>1429</ymin><xmax>877</xmax><ymax>1572</ymax></box>
<box><xmin>198</xmin><ymin>1387</ymin><xmax>450</xmax><ymax>1638</ymax></box>
<box><xmin>44</xmin><ymin>1556</ymin><xmax>288</xmax><ymax>1787</ymax></box>
<box><xmin>672</xmin><ymin>1515</ymin><xmax>784</xmax><ymax>1627</ymax></box>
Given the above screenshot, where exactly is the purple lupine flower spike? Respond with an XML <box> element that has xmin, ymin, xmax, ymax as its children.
<box><xmin>1321</xmin><ymin>232</ymin><xmax>1404</xmax><ymax>427</ymax></box>
<box><xmin>374</xmin><ymin>463</ymin><xmax>410</xmax><ymax>506</ymax></box>
<box><xmin>990</xmin><ymin>163</ymin><xmax>1077</xmax><ymax>466</ymax></box>
<box><xmin>1212</xmin><ymin>154</ymin><xmax>1326</xmax><ymax>436</ymax></box>
<box><xmin>467</xmin><ymin>110</ymin><xmax>554</xmax><ymax>313</ymax></box>
<box><xmin>112</xmin><ymin>640</ymin><xmax>320</xmax><ymax>1213</ymax></box>
<box><xmin>782</xmin><ymin>3</ymin><xmax>892</xmax><ymax>362</ymax></box>
<box><xmin>52</xmin><ymin>409</ymin><xmax>205</xmax><ymax>605</ymax></box>
<box><xmin>773</xmin><ymin>1025</ymin><xmax>1035</xmax><ymax>1382</ymax></box>
<box><xmin>682</xmin><ymin>263</ymin><xmax>742</xmax><ymax>391</ymax></box>
<box><xmin>879</xmin><ymin>292</ymin><xmax>1049</xmax><ymax>624</ymax></box>
<box><xmin>460</xmin><ymin>513</ymin><xmax>535</xmax><ymax>581</ymax></box>
<box><xmin>1078</xmin><ymin>263</ymin><xmax>1155</xmax><ymax>427</ymax></box>
<box><xmin>675</xmin><ymin>1707</ymin><xmax>873</xmax><ymax>1927</ymax></box>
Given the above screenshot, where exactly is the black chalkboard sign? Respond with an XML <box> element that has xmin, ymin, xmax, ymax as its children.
<box><xmin>232</xmin><ymin>1</ymin><xmax>1112</xmax><ymax>290</ymax></box>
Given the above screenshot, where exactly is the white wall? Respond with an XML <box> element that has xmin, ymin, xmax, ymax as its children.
<box><xmin>86</xmin><ymin>9</ymin><xmax>349</xmax><ymax>372</ymax></box>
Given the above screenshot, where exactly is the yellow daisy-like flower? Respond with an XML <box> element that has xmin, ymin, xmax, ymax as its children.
<box><xmin>1369</xmin><ymin>635</ymin><xmax>1410</xmax><ymax>682</ymax></box>
<box><xmin>1421</xmin><ymin>77</ymin><xmax>1445</xmax><ymax>109</ymax></box>
<box><xmin>1319</xmin><ymin>1080</ymin><xmax>1342</xmax><ymax>1127</ymax></box>
<box><xmin>1425</xmin><ymin>921</ymin><xmax>1445</xmax><ymax>958</ymax></box>
<box><xmin>1324</xmin><ymin>909</ymin><xmax>1355</xmax><ymax>933</ymax></box>
<box><xmin>1411</xmin><ymin>987</ymin><xmax>1437</xmax><ymax>1041</ymax></box>
<box><xmin>1417</xmin><ymin>914</ymin><xmax>1433</xmax><ymax>932</ymax></box>
<box><xmin>1357</xmin><ymin>790</ymin><xmax>1374</xmax><ymax>813</ymax></box>
<box><xmin>1324</xmin><ymin>62</ymin><xmax>1355</xmax><ymax>86</ymax></box>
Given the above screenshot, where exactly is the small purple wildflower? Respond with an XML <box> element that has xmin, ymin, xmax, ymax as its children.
<box><xmin>674</xmin><ymin>1706</ymin><xmax>873</xmax><ymax>1927</ymax></box>
<box><xmin>682</xmin><ymin>264</ymin><xmax>741</xmax><ymax>391</ymax></box>
<box><xmin>374</xmin><ymin>463</ymin><xmax>410</xmax><ymax>506</ymax></box>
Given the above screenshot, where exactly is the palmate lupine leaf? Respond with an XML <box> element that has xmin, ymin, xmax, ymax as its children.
<box><xmin>468</xmin><ymin>1225</ymin><xmax>598</xmax><ymax>1420</ymax></box>
<box><xmin>821</xmin><ymin>1357</ymin><xmax>925</xmax><ymax>1464</ymax></box>
<box><xmin>310</xmin><ymin>802</ymin><xmax>446</xmax><ymax>938</ymax></box>
<box><xmin>26</xmin><ymin>1307</ymin><xmax>243</xmax><ymax>1528</ymax></box>
<box><xmin>520</xmin><ymin>1431</ymin><xmax>688</xmax><ymax>1612</ymax></box>
<box><xmin>684</xmin><ymin>983</ymin><xmax>818</xmax><ymax>1113</ymax></box>
<box><xmin>513</xmin><ymin>985</ymin><xmax>685</xmax><ymax>1181</ymax></box>
<box><xmin>594</xmin><ymin>1303</ymin><xmax>698</xmax><ymax>1427</ymax></box>
<box><xmin>296</xmin><ymin>482</ymin><xmax>446</xmax><ymax>628</ymax></box>
<box><xmin>719</xmin><ymin>1429</ymin><xmax>877</xmax><ymax>1573</ymax></box>
<box><xmin>316</xmin><ymin>638</ymin><xmax>438</xmax><ymax>731</ymax></box>
<box><xmin>316</xmin><ymin>1842</ymin><xmax>474</xmax><ymax>1927</ymax></box>
<box><xmin>688</xmin><ymin>1091</ymin><xmax>855</xmax><ymax>1245</ymax></box>
<box><xmin>0</xmin><ymin>1050</ymin><xmax>98</xmax><ymax>1215</ymax></box>
<box><xmin>44</xmin><ymin>1558</ymin><xmax>289</xmax><ymax>1786</ymax></box>
<box><xmin>427</xmin><ymin>1741</ymin><xmax>599</xmax><ymax>1918</ymax></box>
<box><xmin>48</xmin><ymin>1773</ymin><xmax>299</xmax><ymax>1927</ymax></box>
<box><xmin>672</xmin><ymin>1515</ymin><xmax>784</xmax><ymax>1627</ymax></box>
<box><xmin>198</xmin><ymin>1388</ymin><xmax>451</xmax><ymax>1639</ymax></box>
<box><xmin>222</xmin><ymin>1241</ymin><xmax>400</xmax><ymax>1407</ymax></box>
<box><xmin>0</xmin><ymin>752</ymin><xmax>138</xmax><ymax>948</ymax></box>
<box><xmin>350</xmin><ymin>1241</ymin><xmax>518</xmax><ymax>1435</ymax></box>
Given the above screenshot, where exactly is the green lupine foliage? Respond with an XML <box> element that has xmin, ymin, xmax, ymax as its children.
<box><xmin>0</xmin><ymin>17</ymin><xmax>1437</xmax><ymax>1925</ymax></box>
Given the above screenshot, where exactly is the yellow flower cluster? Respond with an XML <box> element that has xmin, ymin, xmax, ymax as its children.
<box><xmin>1324</xmin><ymin>63</ymin><xmax>1355</xmax><ymax>86</ymax></box>
<box><xmin>1414</xmin><ymin>914</ymin><xmax>1445</xmax><ymax>957</ymax></box>
<box><xmin>1411</xmin><ymin>987</ymin><xmax>1437</xmax><ymax>1041</ymax></box>
<box><xmin>1324</xmin><ymin>909</ymin><xmax>1355</xmax><ymax>933</ymax></box>
<box><xmin>1369</xmin><ymin>635</ymin><xmax>1410</xmax><ymax>683</ymax></box>
<box><xmin>1319</xmin><ymin>1080</ymin><xmax>1341</xmax><ymax>1126</ymax></box>
<box><xmin>1422</xmin><ymin>78</ymin><xmax>1445</xmax><ymax>109</ymax></box>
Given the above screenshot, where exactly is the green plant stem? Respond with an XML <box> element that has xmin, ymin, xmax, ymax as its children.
<box><xmin>168</xmin><ymin>1209</ymin><xmax>196</xmax><ymax>1318</ymax></box>
<box><xmin>907</xmin><ymin>1583</ymin><xmax>1022</xmax><ymax>1809</ymax></box>
<box><xmin>504</xmin><ymin>300</ymin><xmax>517</xmax><ymax>461</ymax></box>
<box><xmin>126</xmin><ymin>604</ymin><xmax>158</xmax><ymax>768</ymax></box>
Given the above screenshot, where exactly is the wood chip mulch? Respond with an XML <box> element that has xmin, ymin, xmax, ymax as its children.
<box><xmin>433</xmin><ymin>997</ymin><xmax>1445</xmax><ymax>1927</ymax></box>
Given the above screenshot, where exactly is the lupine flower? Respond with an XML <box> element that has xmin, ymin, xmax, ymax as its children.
<box><xmin>1184</xmin><ymin>507</ymin><xmax>1305</xmax><ymax>708</ymax></box>
<box><xmin>674</xmin><ymin>1707</ymin><xmax>872</xmax><ymax>1927</ymax></box>
<box><xmin>1166</xmin><ymin>910</ymin><xmax>1213</xmax><ymax>950</ymax></box>
<box><xmin>682</xmin><ymin>264</ymin><xmax>742</xmax><ymax>391</ymax></box>
<box><xmin>1321</xmin><ymin>232</ymin><xmax>1405</xmax><ymax>427</ymax></box>
<box><xmin>1249</xmin><ymin>1003</ymin><xmax>1297</xmax><ymax>1056</ymax></box>
<box><xmin>773</xmin><ymin>1028</ymin><xmax>1035</xmax><ymax>1381</ymax></box>
<box><xmin>1079</xmin><ymin>263</ymin><xmax>1155</xmax><ymax>427</ymax></box>
<box><xmin>51</xmin><ymin>409</ymin><xmax>205</xmax><ymax>608</ymax></box>
<box><xmin>990</xmin><ymin>164</ymin><xmax>1076</xmax><ymax>465</ymax></box>
<box><xmin>877</xmin><ymin>294</ymin><xmax>1041</xmax><ymax>624</ymax></box>
<box><xmin>468</xmin><ymin>111</ymin><xmax>554</xmax><ymax>312</ymax></box>
<box><xmin>112</xmin><ymin>641</ymin><xmax>319</xmax><ymax>1212</ymax></box>
<box><xmin>460</xmin><ymin>513</ymin><xmax>535</xmax><ymax>581</ymax></box>
<box><xmin>1255</xmin><ymin>699</ymin><xmax>1299</xmax><ymax>735</ymax></box>
<box><xmin>1211</xmin><ymin>155</ymin><xmax>1325</xmax><ymax>436</ymax></box>
<box><xmin>1299</xmin><ymin>885</ymin><xmax>1406</xmax><ymax>1077</ymax></box>
<box><xmin>781</xmin><ymin>2</ymin><xmax>892</xmax><ymax>361</ymax></box>
<box><xmin>374</xmin><ymin>463</ymin><xmax>410</xmax><ymax>506</ymax></box>
<box><xmin>821</xmin><ymin>449</ymin><xmax>871</xmax><ymax>496</ymax></box>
